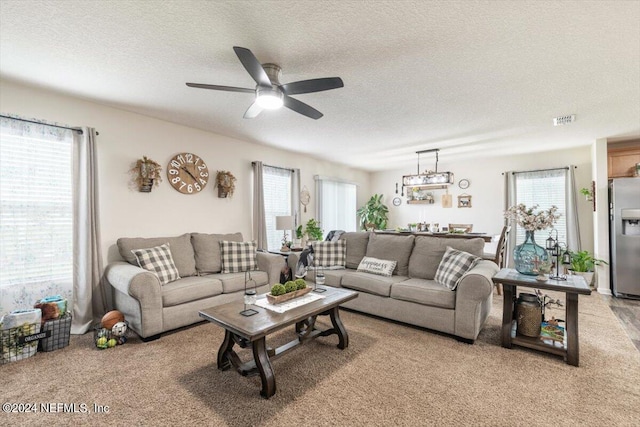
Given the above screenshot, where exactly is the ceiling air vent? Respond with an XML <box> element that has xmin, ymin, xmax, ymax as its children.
<box><xmin>553</xmin><ymin>114</ymin><xmax>576</xmax><ymax>126</ymax></box>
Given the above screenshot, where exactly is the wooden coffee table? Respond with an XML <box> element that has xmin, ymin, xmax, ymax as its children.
<box><xmin>199</xmin><ymin>286</ymin><xmax>358</xmax><ymax>398</ymax></box>
<box><xmin>492</xmin><ymin>268</ymin><xmax>590</xmax><ymax>366</ymax></box>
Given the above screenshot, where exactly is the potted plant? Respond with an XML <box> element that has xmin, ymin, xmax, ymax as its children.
<box><xmin>580</xmin><ymin>187</ymin><xmax>593</xmax><ymax>201</ymax></box>
<box><xmin>304</xmin><ymin>218</ymin><xmax>324</xmax><ymax>244</ymax></box>
<box><xmin>356</xmin><ymin>194</ymin><xmax>389</xmax><ymax>231</ymax></box>
<box><xmin>568</xmin><ymin>250</ymin><xmax>608</xmax><ymax>286</ymax></box>
<box><xmin>129</xmin><ymin>156</ymin><xmax>163</xmax><ymax>192</ymax></box>
<box><xmin>215</xmin><ymin>170</ymin><xmax>236</xmax><ymax>198</ymax></box>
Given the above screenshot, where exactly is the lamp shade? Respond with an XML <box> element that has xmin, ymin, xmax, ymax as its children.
<box><xmin>275</xmin><ymin>215</ymin><xmax>294</xmax><ymax>230</ymax></box>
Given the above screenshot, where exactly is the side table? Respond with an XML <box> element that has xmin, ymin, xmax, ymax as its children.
<box><xmin>492</xmin><ymin>268</ymin><xmax>591</xmax><ymax>366</ymax></box>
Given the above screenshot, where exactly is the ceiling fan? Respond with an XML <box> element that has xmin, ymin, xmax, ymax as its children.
<box><xmin>186</xmin><ymin>46</ymin><xmax>344</xmax><ymax>120</ymax></box>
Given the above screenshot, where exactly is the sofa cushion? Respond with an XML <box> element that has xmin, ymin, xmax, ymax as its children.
<box><xmin>357</xmin><ymin>256</ymin><xmax>397</xmax><ymax>277</ymax></box>
<box><xmin>305</xmin><ymin>269</ymin><xmax>347</xmax><ymax>288</ymax></box>
<box><xmin>161</xmin><ymin>276</ymin><xmax>223</xmax><ymax>307</ymax></box>
<box><xmin>214</xmin><ymin>271</ymin><xmax>269</xmax><ymax>294</ymax></box>
<box><xmin>408</xmin><ymin>236</ymin><xmax>485</xmax><ymax>280</ymax></box>
<box><xmin>220</xmin><ymin>241</ymin><xmax>258</xmax><ymax>273</ymax></box>
<box><xmin>340</xmin><ymin>232</ymin><xmax>370</xmax><ymax>269</ymax></box>
<box><xmin>390</xmin><ymin>278</ymin><xmax>456</xmax><ymax>309</ymax></box>
<box><xmin>435</xmin><ymin>246</ymin><xmax>482</xmax><ymax>290</ymax></box>
<box><xmin>131</xmin><ymin>243</ymin><xmax>181</xmax><ymax>285</ymax></box>
<box><xmin>365</xmin><ymin>233</ymin><xmax>415</xmax><ymax>276</ymax></box>
<box><xmin>118</xmin><ymin>233</ymin><xmax>197</xmax><ymax>277</ymax></box>
<box><xmin>313</xmin><ymin>240</ymin><xmax>346</xmax><ymax>267</ymax></box>
<box><xmin>191</xmin><ymin>232</ymin><xmax>243</xmax><ymax>274</ymax></box>
<box><xmin>341</xmin><ymin>271</ymin><xmax>408</xmax><ymax>297</ymax></box>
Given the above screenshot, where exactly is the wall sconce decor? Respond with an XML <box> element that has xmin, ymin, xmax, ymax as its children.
<box><xmin>129</xmin><ymin>156</ymin><xmax>163</xmax><ymax>192</ymax></box>
<box><xmin>457</xmin><ymin>194</ymin><xmax>472</xmax><ymax>208</ymax></box>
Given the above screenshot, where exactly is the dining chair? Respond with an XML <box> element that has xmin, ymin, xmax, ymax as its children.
<box><xmin>448</xmin><ymin>223</ymin><xmax>473</xmax><ymax>233</ymax></box>
<box><xmin>483</xmin><ymin>225</ymin><xmax>511</xmax><ymax>295</ymax></box>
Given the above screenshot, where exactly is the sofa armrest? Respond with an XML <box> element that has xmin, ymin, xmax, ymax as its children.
<box><xmin>256</xmin><ymin>252</ymin><xmax>285</xmax><ymax>284</ymax></box>
<box><xmin>453</xmin><ymin>260</ymin><xmax>499</xmax><ymax>340</ymax></box>
<box><xmin>456</xmin><ymin>260</ymin><xmax>499</xmax><ymax>302</ymax></box>
<box><xmin>105</xmin><ymin>262</ymin><xmax>163</xmax><ymax>338</ymax></box>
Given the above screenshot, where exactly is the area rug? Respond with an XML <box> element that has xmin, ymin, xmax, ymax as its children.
<box><xmin>3</xmin><ymin>292</ymin><xmax>639</xmax><ymax>426</ymax></box>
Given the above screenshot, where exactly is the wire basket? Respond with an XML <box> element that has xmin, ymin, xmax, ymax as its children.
<box><xmin>93</xmin><ymin>320</ymin><xmax>130</xmax><ymax>350</ymax></box>
<box><xmin>39</xmin><ymin>314</ymin><xmax>72</xmax><ymax>352</ymax></box>
<box><xmin>1</xmin><ymin>322</ymin><xmax>44</xmax><ymax>364</ymax></box>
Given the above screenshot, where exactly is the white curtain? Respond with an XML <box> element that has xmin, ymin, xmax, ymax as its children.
<box><xmin>504</xmin><ymin>171</ymin><xmax>517</xmax><ymax>267</ymax></box>
<box><xmin>72</xmin><ymin>127</ymin><xmax>106</xmax><ymax>334</ymax></box>
<box><xmin>252</xmin><ymin>161</ymin><xmax>267</xmax><ymax>250</ymax></box>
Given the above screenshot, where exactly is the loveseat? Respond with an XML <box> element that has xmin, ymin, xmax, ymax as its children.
<box><xmin>105</xmin><ymin>232</ymin><xmax>284</xmax><ymax>340</ymax></box>
<box><xmin>289</xmin><ymin>232</ymin><xmax>499</xmax><ymax>342</ymax></box>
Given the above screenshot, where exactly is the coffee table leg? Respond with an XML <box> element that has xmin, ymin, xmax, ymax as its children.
<box><xmin>330</xmin><ymin>307</ymin><xmax>349</xmax><ymax>349</ymax></box>
<box><xmin>217</xmin><ymin>330</ymin><xmax>235</xmax><ymax>370</ymax></box>
<box><xmin>252</xmin><ymin>337</ymin><xmax>276</xmax><ymax>399</ymax></box>
<box><xmin>502</xmin><ymin>284</ymin><xmax>514</xmax><ymax>348</ymax></box>
<box><xmin>566</xmin><ymin>293</ymin><xmax>579</xmax><ymax>367</ymax></box>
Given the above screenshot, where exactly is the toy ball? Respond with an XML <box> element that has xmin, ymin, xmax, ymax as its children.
<box><xmin>111</xmin><ymin>321</ymin><xmax>127</xmax><ymax>337</ymax></box>
<box><xmin>107</xmin><ymin>338</ymin><xmax>118</xmax><ymax>348</ymax></box>
<box><xmin>96</xmin><ymin>336</ymin><xmax>108</xmax><ymax>349</ymax></box>
<box><xmin>101</xmin><ymin>310</ymin><xmax>125</xmax><ymax>330</ymax></box>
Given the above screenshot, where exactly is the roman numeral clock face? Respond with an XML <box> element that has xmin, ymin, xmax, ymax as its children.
<box><xmin>167</xmin><ymin>152</ymin><xmax>209</xmax><ymax>194</ymax></box>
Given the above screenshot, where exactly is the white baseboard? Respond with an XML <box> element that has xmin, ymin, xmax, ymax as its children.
<box><xmin>597</xmin><ymin>286</ymin><xmax>612</xmax><ymax>296</ymax></box>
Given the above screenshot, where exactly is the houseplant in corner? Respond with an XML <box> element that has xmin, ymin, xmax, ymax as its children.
<box><xmin>357</xmin><ymin>194</ymin><xmax>389</xmax><ymax>231</ymax></box>
<box><xmin>568</xmin><ymin>250</ymin><xmax>608</xmax><ymax>287</ymax></box>
<box><xmin>303</xmin><ymin>218</ymin><xmax>324</xmax><ymax>245</ymax></box>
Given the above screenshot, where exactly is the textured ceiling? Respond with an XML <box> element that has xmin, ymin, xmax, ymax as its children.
<box><xmin>1</xmin><ymin>0</ymin><xmax>639</xmax><ymax>171</ymax></box>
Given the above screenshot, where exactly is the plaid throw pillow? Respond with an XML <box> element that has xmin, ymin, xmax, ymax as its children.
<box><xmin>219</xmin><ymin>240</ymin><xmax>258</xmax><ymax>273</ymax></box>
<box><xmin>435</xmin><ymin>246</ymin><xmax>481</xmax><ymax>290</ymax></box>
<box><xmin>131</xmin><ymin>243</ymin><xmax>181</xmax><ymax>285</ymax></box>
<box><xmin>313</xmin><ymin>240</ymin><xmax>346</xmax><ymax>268</ymax></box>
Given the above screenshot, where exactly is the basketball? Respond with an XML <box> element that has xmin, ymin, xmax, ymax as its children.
<box><xmin>101</xmin><ymin>310</ymin><xmax>125</xmax><ymax>330</ymax></box>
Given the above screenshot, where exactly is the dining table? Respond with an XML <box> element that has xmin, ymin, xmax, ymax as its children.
<box><xmin>374</xmin><ymin>230</ymin><xmax>493</xmax><ymax>243</ymax></box>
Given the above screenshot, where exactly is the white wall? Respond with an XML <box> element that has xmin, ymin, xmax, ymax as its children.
<box><xmin>370</xmin><ymin>148</ymin><xmax>594</xmax><ymax>252</ymax></box>
<box><xmin>0</xmin><ymin>79</ymin><xmax>371</xmax><ymax>265</ymax></box>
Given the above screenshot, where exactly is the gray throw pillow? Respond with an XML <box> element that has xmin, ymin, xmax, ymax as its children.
<box><xmin>131</xmin><ymin>243</ymin><xmax>181</xmax><ymax>285</ymax></box>
<box><xmin>219</xmin><ymin>241</ymin><xmax>258</xmax><ymax>273</ymax></box>
<box><xmin>434</xmin><ymin>246</ymin><xmax>481</xmax><ymax>290</ymax></box>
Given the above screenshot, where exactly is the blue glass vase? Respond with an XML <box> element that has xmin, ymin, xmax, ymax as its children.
<box><xmin>514</xmin><ymin>230</ymin><xmax>548</xmax><ymax>276</ymax></box>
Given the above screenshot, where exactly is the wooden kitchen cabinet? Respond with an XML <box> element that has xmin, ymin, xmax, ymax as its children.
<box><xmin>608</xmin><ymin>145</ymin><xmax>640</xmax><ymax>178</ymax></box>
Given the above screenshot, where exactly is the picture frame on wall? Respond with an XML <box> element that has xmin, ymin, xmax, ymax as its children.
<box><xmin>457</xmin><ymin>194</ymin><xmax>472</xmax><ymax>208</ymax></box>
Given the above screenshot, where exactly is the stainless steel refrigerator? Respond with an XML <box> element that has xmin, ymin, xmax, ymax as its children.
<box><xmin>609</xmin><ymin>177</ymin><xmax>640</xmax><ymax>298</ymax></box>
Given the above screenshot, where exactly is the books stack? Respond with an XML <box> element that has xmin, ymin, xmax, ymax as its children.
<box><xmin>540</xmin><ymin>321</ymin><xmax>565</xmax><ymax>348</ymax></box>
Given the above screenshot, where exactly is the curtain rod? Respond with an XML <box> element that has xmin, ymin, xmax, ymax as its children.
<box><xmin>503</xmin><ymin>166</ymin><xmax>574</xmax><ymax>175</ymax></box>
<box><xmin>0</xmin><ymin>114</ymin><xmax>100</xmax><ymax>135</ymax></box>
<box><xmin>251</xmin><ymin>161</ymin><xmax>294</xmax><ymax>172</ymax></box>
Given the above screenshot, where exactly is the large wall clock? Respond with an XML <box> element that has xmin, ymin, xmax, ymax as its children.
<box><xmin>166</xmin><ymin>152</ymin><xmax>209</xmax><ymax>194</ymax></box>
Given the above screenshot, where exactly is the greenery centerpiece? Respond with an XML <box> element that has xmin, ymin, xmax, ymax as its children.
<box><xmin>267</xmin><ymin>279</ymin><xmax>311</xmax><ymax>304</ymax></box>
<box><xmin>357</xmin><ymin>194</ymin><xmax>389</xmax><ymax>231</ymax></box>
<box><xmin>504</xmin><ymin>204</ymin><xmax>561</xmax><ymax>276</ymax></box>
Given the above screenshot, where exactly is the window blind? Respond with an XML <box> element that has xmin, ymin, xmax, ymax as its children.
<box><xmin>0</xmin><ymin>128</ymin><xmax>73</xmax><ymax>291</ymax></box>
<box><xmin>262</xmin><ymin>166</ymin><xmax>292</xmax><ymax>251</ymax></box>
<box><xmin>316</xmin><ymin>177</ymin><xmax>357</xmax><ymax>234</ymax></box>
<box><xmin>515</xmin><ymin>169</ymin><xmax>567</xmax><ymax>245</ymax></box>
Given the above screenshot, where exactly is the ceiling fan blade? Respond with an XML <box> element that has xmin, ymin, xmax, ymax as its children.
<box><xmin>186</xmin><ymin>83</ymin><xmax>254</xmax><ymax>93</ymax></box>
<box><xmin>243</xmin><ymin>102</ymin><xmax>263</xmax><ymax>119</ymax></box>
<box><xmin>233</xmin><ymin>46</ymin><xmax>272</xmax><ymax>88</ymax></box>
<box><xmin>281</xmin><ymin>77</ymin><xmax>344</xmax><ymax>95</ymax></box>
<box><xmin>283</xmin><ymin>96</ymin><xmax>323</xmax><ymax>120</ymax></box>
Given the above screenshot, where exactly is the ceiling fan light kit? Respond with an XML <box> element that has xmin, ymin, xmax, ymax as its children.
<box><xmin>186</xmin><ymin>46</ymin><xmax>343</xmax><ymax>120</ymax></box>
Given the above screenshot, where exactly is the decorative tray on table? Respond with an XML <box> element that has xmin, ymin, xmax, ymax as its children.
<box><xmin>266</xmin><ymin>287</ymin><xmax>312</xmax><ymax>304</ymax></box>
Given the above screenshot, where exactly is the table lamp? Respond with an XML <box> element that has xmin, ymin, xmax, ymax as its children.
<box><xmin>276</xmin><ymin>215</ymin><xmax>294</xmax><ymax>252</ymax></box>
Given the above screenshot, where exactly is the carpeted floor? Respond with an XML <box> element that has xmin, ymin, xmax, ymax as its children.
<box><xmin>3</xmin><ymin>292</ymin><xmax>639</xmax><ymax>426</ymax></box>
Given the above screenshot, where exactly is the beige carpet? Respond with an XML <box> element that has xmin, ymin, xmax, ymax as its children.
<box><xmin>3</xmin><ymin>292</ymin><xmax>639</xmax><ymax>426</ymax></box>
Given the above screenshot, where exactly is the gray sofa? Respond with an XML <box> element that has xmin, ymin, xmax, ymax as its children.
<box><xmin>289</xmin><ymin>232</ymin><xmax>499</xmax><ymax>342</ymax></box>
<box><xmin>105</xmin><ymin>232</ymin><xmax>284</xmax><ymax>340</ymax></box>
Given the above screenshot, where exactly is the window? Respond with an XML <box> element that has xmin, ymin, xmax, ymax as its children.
<box><xmin>0</xmin><ymin>118</ymin><xmax>74</xmax><ymax>314</ymax></box>
<box><xmin>514</xmin><ymin>169</ymin><xmax>567</xmax><ymax>244</ymax></box>
<box><xmin>263</xmin><ymin>165</ymin><xmax>292</xmax><ymax>251</ymax></box>
<box><xmin>315</xmin><ymin>176</ymin><xmax>357</xmax><ymax>234</ymax></box>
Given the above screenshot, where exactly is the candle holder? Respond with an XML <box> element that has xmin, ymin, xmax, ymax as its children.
<box><xmin>314</xmin><ymin>260</ymin><xmax>327</xmax><ymax>293</ymax></box>
<box><xmin>240</xmin><ymin>271</ymin><xmax>258</xmax><ymax>316</ymax></box>
<box><xmin>545</xmin><ymin>229</ymin><xmax>571</xmax><ymax>281</ymax></box>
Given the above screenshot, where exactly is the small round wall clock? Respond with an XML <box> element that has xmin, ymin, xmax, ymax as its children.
<box><xmin>458</xmin><ymin>179</ymin><xmax>470</xmax><ymax>189</ymax></box>
<box><xmin>167</xmin><ymin>152</ymin><xmax>209</xmax><ymax>194</ymax></box>
<box><xmin>393</xmin><ymin>197</ymin><xmax>402</xmax><ymax>206</ymax></box>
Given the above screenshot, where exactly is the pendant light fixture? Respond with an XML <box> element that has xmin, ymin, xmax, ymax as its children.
<box><xmin>402</xmin><ymin>149</ymin><xmax>454</xmax><ymax>189</ymax></box>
